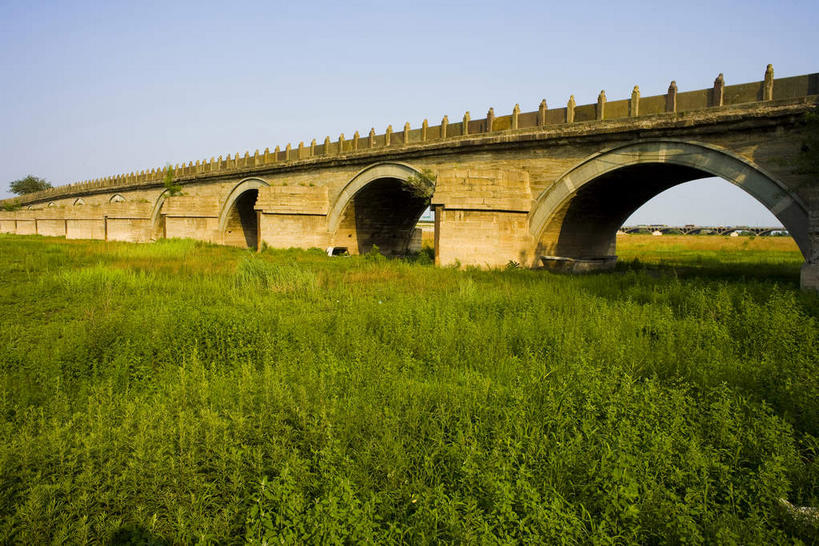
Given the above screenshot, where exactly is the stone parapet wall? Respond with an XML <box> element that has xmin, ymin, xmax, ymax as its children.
<box><xmin>3</xmin><ymin>66</ymin><xmax>816</xmax><ymax>208</ymax></box>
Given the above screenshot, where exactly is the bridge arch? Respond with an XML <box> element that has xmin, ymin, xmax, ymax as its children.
<box><xmin>328</xmin><ymin>162</ymin><xmax>430</xmax><ymax>255</ymax></box>
<box><xmin>149</xmin><ymin>189</ymin><xmax>172</xmax><ymax>240</ymax></box>
<box><xmin>529</xmin><ymin>139</ymin><xmax>810</xmax><ymax>262</ymax></box>
<box><xmin>219</xmin><ymin>178</ymin><xmax>269</xmax><ymax>248</ymax></box>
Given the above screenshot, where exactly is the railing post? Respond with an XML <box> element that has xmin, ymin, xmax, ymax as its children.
<box><xmin>764</xmin><ymin>64</ymin><xmax>774</xmax><ymax>100</ymax></box>
<box><xmin>630</xmin><ymin>86</ymin><xmax>640</xmax><ymax>116</ymax></box>
<box><xmin>713</xmin><ymin>73</ymin><xmax>724</xmax><ymax>106</ymax></box>
<box><xmin>441</xmin><ymin>115</ymin><xmax>448</xmax><ymax>139</ymax></box>
<box><xmin>512</xmin><ymin>103</ymin><xmax>520</xmax><ymax>129</ymax></box>
<box><xmin>538</xmin><ymin>99</ymin><xmax>547</xmax><ymax>126</ymax></box>
<box><xmin>666</xmin><ymin>81</ymin><xmax>677</xmax><ymax>113</ymax></box>
<box><xmin>486</xmin><ymin>108</ymin><xmax>495</xmax><ymax>132</ymax></box>
<box><xmin>596</xmin><ymin>91</ymin><xmax>606</xmax><ymax>120</ymax></box>
<box><xmin>369</xmin><ymin>128</ymin><xmax>376</xmax><ymax>148</ymax></box>
<box><xmin>462</xmin><ymin>112</ymin><xmax>470</xmax><ymax>136</ymax></box>
<box><xmin>567</xmin><ymin>95</ymin><xmax>575</xmax><ymax>123</ymax></box>
<box><xmin>422</xmin><ymin>119</ymin><xmax>428</xmax><ymax>141</ymax></box>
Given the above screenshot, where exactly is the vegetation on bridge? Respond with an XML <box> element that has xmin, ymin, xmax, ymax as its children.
<box><xmin>0</xmin><ymin>234</ymin><xmax>815</xmax><ymax>543</ymax></box>
<box><xmin>405</xmin><ymin>168</ymin><xmax>437</xmax><ymax>199</ymax></box>
<box><xmin>8</xmin><ymin>174</ymin><xmax>51</xmax><ymax>195</ymax></box>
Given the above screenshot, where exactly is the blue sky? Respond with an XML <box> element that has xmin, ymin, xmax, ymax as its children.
<box><xmin>1</xmin><ymin>0</ymin><xmax>816</xmax><ymax>225</ymax></box>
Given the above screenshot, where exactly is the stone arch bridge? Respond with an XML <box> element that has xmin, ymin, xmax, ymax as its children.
<box><xmin>2</xmin><ymin>66</ymin><xmax>818</xmax><ymax>290</ymax></box>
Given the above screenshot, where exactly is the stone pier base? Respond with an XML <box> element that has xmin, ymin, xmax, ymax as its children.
<box><xmin>801</xmin><ymin>263</ymin><xmax>819</xmax><ymax>292</ymax></box>
<box><xmin>539</xmin><ymin>255</ymin><xmax>617</xmax><ymax>273</ymax></box>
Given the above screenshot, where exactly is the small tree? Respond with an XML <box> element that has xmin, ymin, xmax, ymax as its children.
<box><xmin>163</xmin><ymin>166</ymin><xmax>182</xmax><ymax>196</ymax></box>
<box><xmin>405</xmin><ymin>169</ymin><xmax>436</xmax><ymax>200</ymax></box>
<box><xmin>9</xmin><ymin>175</ymin><xmax>52</xmax><ymax>195</ymax></box>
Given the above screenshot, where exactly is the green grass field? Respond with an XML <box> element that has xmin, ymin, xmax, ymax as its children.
<box><xmin>0</xmin><ymin>234</ymin><xmax>816</xmax><ymax>544</ymax></box>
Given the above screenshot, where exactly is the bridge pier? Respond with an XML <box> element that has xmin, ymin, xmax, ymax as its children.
<box><xmin>256</xmin><ymin>185</ymin><xmax>332</xmax><ymax>250</ymax></box>
<box><xmin>162</xmin><ymin>196</ymin><xmax>220</xmax><ymax>244</ymax></box>
<box><xmin>802</xmin><ymin>264</ymin><xmax>819</xmax><ymax>291</ymax></box>
<box><xmin>258</xmin><ymin>213</ymin><xmax>330</xmax><ymax>250</ymax></box>
<box><xmin>804</xmin><ymin>207</ymin><xmax>819</xmax><ymax>292</ymax></box>
<box><xmin>434</xmin><ymin>208</ymin><xmax>533</xmax><ymax>267</ymax></box>
<box><xmin>431</xmin><ymin>169</ymin><xmax>534</xmax><ymax>267</ymax></box>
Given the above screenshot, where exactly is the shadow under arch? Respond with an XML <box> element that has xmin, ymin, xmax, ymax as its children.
<box><xmin>327</xmin><ymin>162</ymin><xmax>430</xmax><ymax>255</ymax></box>
<box><xmin>218</xmin><ymin>178</ymin><xmax>270</xmax><ymax>248</ymax></box>
<box><xmin>529</xmin><ymin>139</ymin><xmax>810</xmax><ymax>262</ymax></box>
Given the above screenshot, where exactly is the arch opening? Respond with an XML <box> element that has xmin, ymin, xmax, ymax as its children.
<box><xmin>531</xmin><ymin>140</ymin><xmax>809</xmax><ymax>268</ymax></box>
<box><xmin>223</xmin><ymin>189</ymin><xmax>259</xmax><ymax>249</ymax></box>
<box><xmin>334</xmin><ymin>177</ymin><xmax>431</xmax><ymax>256</ymax></box>
<box><xmin>150</xmin><ymin>190</ymin><xmax>171</xmax><ymax>241</ymax></box>
<box><xmin>539</xmin><ymin>163</ymin><xmax>710</xmax><ymax>259</ymax></box>
<box><xmin>623</xmin><ymin>177</ymin><xmax>786</xmax><ymax>231</ymax></box>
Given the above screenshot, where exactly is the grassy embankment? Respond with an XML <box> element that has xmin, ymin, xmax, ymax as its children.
<box><xmin>0</xmin><ymin>234</ymin><xmax>816</xmax><ymax>543</ymax></box>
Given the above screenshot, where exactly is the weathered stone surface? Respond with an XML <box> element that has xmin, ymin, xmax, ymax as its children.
<box><xmin>435</xmin><ymin>209</ymin><xmax>533</xmax><ymax>268</ymax></box>
<box><xmin>255</xmin><ymin>185</ymin><xmax>329</xmax><ymax>216</ymax></box>
<box><xmin>802</xmin><ymin>264</ymin><xmax>819</xmax><ymax>292</ymax></box>
<box><xmin>432</xmin><ymin>169</ymin><xmax>531</xmax><ymax>213</ymax></box>
<box><xmin>163</xmin><ymin>196</ymin><xmax>219</xmax><ymax>218</ymax></box>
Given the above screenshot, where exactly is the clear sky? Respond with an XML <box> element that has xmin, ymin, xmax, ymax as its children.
<box><xmin>1</xmin><ymin>0</ymin><xmax>816</xmax><ymax>226</ymax></box>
